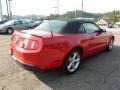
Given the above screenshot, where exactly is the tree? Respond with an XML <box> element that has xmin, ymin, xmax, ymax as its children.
<box><xmin>107</xmin><ymin>10</ymin><xmax>120</xmax><ymax>24</ymax></box>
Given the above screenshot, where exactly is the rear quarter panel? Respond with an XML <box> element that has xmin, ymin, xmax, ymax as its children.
<box><xmin>42</xmin><ymin>33</ymin><xmax>90</xmax><ymax>66</ymax></box>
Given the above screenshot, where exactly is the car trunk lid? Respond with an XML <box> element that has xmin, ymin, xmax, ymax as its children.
<box><xmin>20</xmin><ymin>29</ymin><xmax>52</xmax><ymax>38</ymax></box>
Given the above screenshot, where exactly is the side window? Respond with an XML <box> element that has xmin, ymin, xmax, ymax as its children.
<box><xmin>14</xmin><ymin>21</ymin><xmax>22</xmax><ymax>25</ymax></box>
<box><xmin>83</xmin><ymin>23</ymin><xmax>99</xmax><ymax>33</ymax></box>
<box><xmin>22</xmin><ymin>21</ymin><xmax>28</xmax><ymax>24</ymax></box>
<box><xmin>78</xmin><ymin>25</ymin><xmax>86</xmax><ymax>33</ymax></box>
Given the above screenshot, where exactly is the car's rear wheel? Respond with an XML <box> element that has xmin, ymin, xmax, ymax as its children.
<box><xmin>105</xmin><ymin>38</ymin><xmax>114</xmax><ymax>52</ymax></box>
<box><xmin>62</xmin><ymin>49</ymin><xmax>81</xmax><ymax>74</ymax></box>
<box><xmin>7</xmin><ymin>28</ymin><xmax>14</xmax><ymax>34</ymax></box>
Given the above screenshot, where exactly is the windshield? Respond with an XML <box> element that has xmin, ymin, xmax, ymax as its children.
<box><xmin>35</xmin><ymin>20</ymin><xmax>67</xmax><ymax>33</ymax></box>
<box><xmin>4</xmin><ymin>20</ymin><xmax>16</xmax><ymax>25</ymax></box>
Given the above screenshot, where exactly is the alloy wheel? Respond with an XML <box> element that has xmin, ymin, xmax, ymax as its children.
<box><xmin>7</xmin><ymin>29</ymin><xmax>13</xmax><ymax>34</ymax></box>
<box><xmin>108</xmin><ymin>39</ymin><xmax>113</xmax><ymax>50</ymax></box>
<box><xmin>67</xmin><ymin>52</ymin><xmax>81</xmax><ymax>73</ymax></box>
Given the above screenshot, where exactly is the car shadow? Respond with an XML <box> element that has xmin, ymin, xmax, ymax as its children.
<box><xmin>0</xmin><ymin>33</ymin><xmax>11</xmax><ymax>35</ymax></box>
<box><xmin>32</xmin><ymin>45</ymin><xmax>120</xmax><ymax>90</ymax></box>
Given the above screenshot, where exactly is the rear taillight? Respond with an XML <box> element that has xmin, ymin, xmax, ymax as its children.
<box><xmin>23</xmin><ymin>39</ymin><xmax>39</xmax><ymax>50</ymax></box>
<box><xmin>13</xmin><ymin>35</ymin><xmax>39</xmax><ymax>50</ymax></box>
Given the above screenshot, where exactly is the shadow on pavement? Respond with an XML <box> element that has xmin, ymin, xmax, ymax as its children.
<box><xmin>32</xmin><ymin>45</ymin><xmax>120</xmax><ymax>90</ymax></box>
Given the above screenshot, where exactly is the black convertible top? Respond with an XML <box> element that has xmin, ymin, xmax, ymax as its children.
<box><xmin>36</xmin><ymin>19</ymin><xmax>97</xmax><ymax>34</ymax></box>
<box><xmin>67</xmin><ymin>19</ymin><xmax>95</xmax><ymax>24</ymax></box>
<box><xmin>61</xmin><ymin>19</ymin><xmax>95</xmax><ymax>34</ymax></box>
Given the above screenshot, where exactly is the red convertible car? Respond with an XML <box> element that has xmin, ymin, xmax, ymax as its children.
<box><xmin>9</xmin><ymin>20</ymin><xmax>114</xmax><ymax>74</ymax></box>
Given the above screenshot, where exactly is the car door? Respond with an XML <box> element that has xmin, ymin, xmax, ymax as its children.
<box><xmin>21</xmin><ymin>21</ymin><xmax>29</xmax><ymax>29</ymax></box>
<box><xmin>82</xmin><ymin>22</ymin><xmax>108</xmax><ymax>54</ymax></box>
<box><xmin>78</xmin><ymin>24</ymin><xmax>92</xmax><ymax>57</ymax></box>
<box><xmin>13</xmin><ymin>21</ymin><xmax>23</xmax><ymax>30</ymax></box>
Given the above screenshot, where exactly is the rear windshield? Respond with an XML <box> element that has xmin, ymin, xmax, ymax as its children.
<box><xmin>35</xmin><ymin>20</ymin><xmax>67</xmax><ymax>33</ymax></box>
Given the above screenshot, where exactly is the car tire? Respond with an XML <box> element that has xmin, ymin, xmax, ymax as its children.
<box><xmin>7</xmin><ymin>28</ymin><xmax>14</xmax><ymax>35</ymax></box>
<box><xmin>62</xmin><ymin>49</ymin><xmax>81</xmax><ymax>74</ymax></box>
<box><xmin>105</xmin><ymin>38</ymin><xmax>114</xmax><ymax>52</ymax></box>
<box><xmin>27</xmin><ymin>27</ymin><xmax>32</xmax><ymax>29</ymax></box>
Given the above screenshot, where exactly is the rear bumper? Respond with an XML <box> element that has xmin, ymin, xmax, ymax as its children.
<box><xmin>0</xmin><ymin>30</ymin><xmax>2</xmax><ymax>33</ymax></box>
<box><xmin>0</xmin><ymin>30</ymin><xmax>6</xmax><ymax>33</ymax></box>
<box><xmin>9</xmin><ymin>47</ymin><xmax>61</xmax><ymax>70</ymax></box>
<box><xmin>11</xmin><ymin>54</ymin><xmax>37</xmax><ymax>70</ymax></box>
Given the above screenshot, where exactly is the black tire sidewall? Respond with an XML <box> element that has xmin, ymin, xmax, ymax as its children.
<box><xmin>7</xmin><ymin>28</ymin><xmax>13</xmax><ymax>34</ymax></box>
<box><xmin>106</xmin><ymin>39</ymin><xmax>114</xmax><ymax>52</ymax></box>
<box><xmin>62</xmin><ymin>49</ymin><xmax>81</xmax><ymax>74</ymax></box>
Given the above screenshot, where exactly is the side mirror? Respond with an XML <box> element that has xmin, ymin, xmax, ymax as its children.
<box><xmin>101</xmin><ymin>29</ymin><xmax>106</xmax><ymax>32</ymax></box>
<box><xmin>95</xmin><ymin>29</ymin><xmax>106</xmax><ymax>33</ymax></box>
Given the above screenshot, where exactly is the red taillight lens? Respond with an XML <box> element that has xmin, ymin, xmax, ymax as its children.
<box><xmin>23</xmin><ymin>39</ymin><xmax>39</xmax><ymax>50</ymax></box>
<box><xmin>13</xmin><ymin>35</ymin><xmax>39</xmax><ymax>50</ymax></box>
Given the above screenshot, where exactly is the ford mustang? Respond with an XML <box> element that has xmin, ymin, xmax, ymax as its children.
<box><xmin>9</xmin><ymin>20</ymin><xmax>114</xmax><ymax>74</ymax></box>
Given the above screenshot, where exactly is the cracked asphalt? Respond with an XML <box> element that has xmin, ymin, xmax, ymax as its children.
<box><xmin>0</xmin><ymin>28</ymin><xmax>120</xmax><ymax>90</ymax></box>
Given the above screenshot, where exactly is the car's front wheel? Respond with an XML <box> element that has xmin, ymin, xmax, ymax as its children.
<box><xmin>106</xmin><ymin>38</ymin><xmax>114</xmax><ymax>52</ymax></box>
<box><xmin>62</xmin><ymin>49</ymin><xmax>81</xmax><ymax>74</ymax></box>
